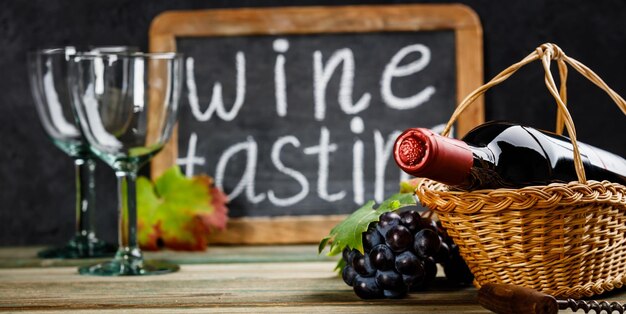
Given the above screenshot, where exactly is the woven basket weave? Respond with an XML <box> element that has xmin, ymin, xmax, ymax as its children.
<box><xmin>416</xmin><ymin>43</ymin><xmax>626</xmax><ymax>299</ymax></box>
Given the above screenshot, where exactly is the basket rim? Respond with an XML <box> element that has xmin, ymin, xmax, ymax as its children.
<box><xmin>415</xmin><ymin>178</ymin><xmax>626</xmax><ymax>214</ymax></box>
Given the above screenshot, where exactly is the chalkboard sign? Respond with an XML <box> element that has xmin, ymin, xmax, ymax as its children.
<box><xmin>149</xmin><ymin>5</ymin><xmax>483</xmax><ymax>244</ymax></box>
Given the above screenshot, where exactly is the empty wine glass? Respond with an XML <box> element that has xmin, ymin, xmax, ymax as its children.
<box><xmin>28</xmin><ymin>46</ymin><xmax>135</xmax><ymax>258</ymax></box>
<box><xmin>69</xmin><ymin>52</ymin><xmax>183</xmax><ymax>275</ymax></box>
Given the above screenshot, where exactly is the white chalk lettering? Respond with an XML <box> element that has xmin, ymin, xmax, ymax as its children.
<box><xmin>303</xmin><ymin>127</ymin><xmax>346</xmax><ymax>202</ymax></box>
<box><xmin>268</xmin><ymin>136</ymin><xmax>309</xmax><ymax>207</ymax></box>
<box><xmin>274</xmin><ymin>39</ymin><xmax>289</xmax><ymax>117</ymax></box>
<box><xmin>351</xmin><ymin>117</ymin><xmax>365</xmax><ymax>205</ymax></box>
<box><xmin>186</xmin><ymin>53</ymin><xmax>246</xmax><ymax>122</ymax></box>
<box><xmin>176</xmin><ymin>132</ymin><xmax>206</xmax><ymax>177</ymax></box>
<box><xmin>215</xmin><ymin>137</ymin><xmax>265</xmax><ymax>204</ymax></box>
<box><xmin>184</xmin><ymin>42</ymin><xmax>450</xmax><ymax>208</ymax></box>
<box><xmin>313</xmin><ymin>48</ymin><xmax>371</xmax><ymax>121</ymax></box>
<box><xmin>352</xmin><ymin>139</ymin><xmax>364</xmax><ymax>205</ymax></box>
<box><xmin>381</xmin><ymin>44</ymin><xmax>435</xmax><ymax>110</ymax></box>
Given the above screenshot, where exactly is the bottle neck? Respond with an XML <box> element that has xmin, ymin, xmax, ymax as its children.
<box><xmin>394</xmin><ymin>128</ymin><xmax>474</xmax><ymax>185</ymax></box>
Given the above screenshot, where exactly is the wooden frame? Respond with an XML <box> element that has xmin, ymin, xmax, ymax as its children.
<box><xmin>149</xmin><ymin>4</ymin><xmax>483</xmax><ymax>244</ymax></box>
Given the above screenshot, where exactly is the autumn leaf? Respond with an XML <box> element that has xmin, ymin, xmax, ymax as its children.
<box><xmin>137</xmin><ymin>166</ymin><xmax>229</xmax><ymax>251</ymax></box>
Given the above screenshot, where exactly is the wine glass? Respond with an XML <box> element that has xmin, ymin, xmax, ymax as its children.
<box><xmin>68</xmin><ymin>52</ymin><xmax>183</xmax><ymax>275</ymax></box>
<box><xmin>27</xmin><ymin>46</ymin><xmax>135</xmax><ymax>258</ymax></box>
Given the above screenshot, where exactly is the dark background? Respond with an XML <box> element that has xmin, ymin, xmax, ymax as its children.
<box><xmin>1</xmin><ymin>0</ymin><xmax>625</xmax><ymax>246</ymax></box>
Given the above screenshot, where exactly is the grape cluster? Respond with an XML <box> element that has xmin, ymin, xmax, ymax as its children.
<box><xmin>341</xmin><ymin>210</ymin><xmax>473</xmax><ymax>299</ymax></box>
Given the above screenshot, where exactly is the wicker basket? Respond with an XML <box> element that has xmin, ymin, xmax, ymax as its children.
<box><xmin>416</xmin><ymin>43</ymin><xmax>626</xmax><ymax>299</ymax></box>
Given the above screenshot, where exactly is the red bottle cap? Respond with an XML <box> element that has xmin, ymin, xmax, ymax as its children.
<box><xmin>393</xmin><ymin>128</ymin><xmax>473</xmax><ymax>186</ymax></box>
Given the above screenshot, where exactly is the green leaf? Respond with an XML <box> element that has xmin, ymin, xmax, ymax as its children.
<box><xmin>318</xmin><ymin>236</ymin><xmax>330</xmax><ymax>256</ymax></box>
<box><xmin>334</xmin><ymin>258</ymin><xmax>346</xmax><ymax>273</ymax></box>
<box><xmin>318</xmin><ymin>193</ymin><xmax>417</xmax><ymax>257</ymax></box>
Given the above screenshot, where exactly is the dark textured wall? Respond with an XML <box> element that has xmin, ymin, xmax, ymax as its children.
<box><xmin>1</xmin><ymin>0</ymin><xmax>625</xmax><ymax>245</ymax></box>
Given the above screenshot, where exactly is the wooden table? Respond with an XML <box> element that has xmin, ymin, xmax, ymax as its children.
<box><xmin>3</xmin><ymin>247</ymin><xmax>626</xmax><ymax>313</ymax></box>
<box><xmin>0</xmin><ymin>246</ymin><xmax>507</xmax><ymax>313</ymax></box>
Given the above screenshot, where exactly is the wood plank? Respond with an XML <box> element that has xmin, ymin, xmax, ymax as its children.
<box><xmin>0</xmin><ymin>245</ymin><xmax>335</xmax><ymax>268</ymax></box>
<box><xmin>0</xmin><ymin>262</ymin><xmax>486</xmax><ymax>312</ymax></box>
<box><xmin>3</xmin><ymin>246</ymin><xmax>622</xmax><ymax>312</ymax></box>
<box><xmin>20</xmin><ymin>305</ymin><xmax>491</xmax><ymax>314</ymax></box>
<box><xmin>205</xmin><ymin>216</ymin><xmax>348</xmax><ymax>245</ymax></box>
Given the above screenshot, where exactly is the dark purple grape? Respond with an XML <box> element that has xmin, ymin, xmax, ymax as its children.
<box><xmin>444</xmin><ymin>245</ymin><xmax>474</xmax><ymax>285</ymax></box>
<box><xmin>369</xmin><ymin>244</ymin><xmax>395</xmax><ymax>271</ymax></box>
<box><xmin>395</xmin><ymin>251</ymin><xmax>424</xmax><ymax>276</ymax></box>
<box><xmin>400</xmin><ymin>210</ymin><xmax>421</xmax><ymax>232</ymax></box>
<box><xmin>375</xmin><ymin>270</ymin><xmax>404</xmax><ymax>290</ymax></box>
<box><xmin>414</xmin><ymin>229</ymin><xmax>441</xmax><ymax>258</ymax></box>
<box><xmin>342</xmin><ymin>247</ymin><xmax>356</xmax><ymax>265</ymax></box>
<box><xmin>402</xmin><ymin>273</ymin><xmax>425</xmax><ymax>288</ymax></box>
<box><xmin>424</xmin><ymin>257</ymin><xmax>438</xmax><ymax>284</ymax></box>
<box><xmin>410</xmin><ymin>257</ymin><xmax>437</xmax><ymax>291</ymax></box>
<box><xmin>385</xmin><ymin>225</ymin><xmax>413</xmax><ymax>252</ymax></box>
<box><xmin>353</xmin><ymin>253</ymin><xmax>375</xmax><ymax>277</ymax></box>
<box><xmin>362</xmin><ymin>228</ymin><xmax>383</xmax><ymax>252</ymax></box>
<box><xmin>376</xmin><ymin>212</ymin><xmax>401</xmax><ymax>237</ymax></box>
<box><xmin>384</xmin><ymin>288</ymin><xmax>408</xmax><ymax>299</ymax></box>
<box><xmin>345</xmin><ymin>210</ymin><xmax>471</xmax><ymax>299</ymax></box>
<box><xmin>437</xmin><ymin>223</ymin><xmax>452</xmax><ymax>244</ymax></box>
<box><xmin>418</xmin><ymin>217</ymin><xmax>438</xmax><ymax>232</ymax></box>
<box><xmin>353</xmin><ymin>275</ymin><xmax>384</xmax><ymax>299</ymax></box>
<box><xmin>342</xmin><ymin>265</ymin><xmax>357</xmax><ymax>286</ymax></box>
<box><xmin>349</xmin><ymin>249</ymin><xmax>363</xmax><ymax>264</ymax></box>
<box><xmin>379</xmin><ymin>211</ymin><xmax>401</xmax><ymax>225</ymax></box>
<box><xmin>434</xmin><ymin>241</ymin><xmax>450</xmax><ymax>264</ymax></box>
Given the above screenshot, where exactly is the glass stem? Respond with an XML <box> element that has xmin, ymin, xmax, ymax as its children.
<box><xmin>115</xmin><ymin>170</ymin><xmax>142</xmax><ymax>261</ymax></box>
<box><xmin>74</xmin><ymin>158</ymin><xmax>96</xmax><ymax>242</ymax></box>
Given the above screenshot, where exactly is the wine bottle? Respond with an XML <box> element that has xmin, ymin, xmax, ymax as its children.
<box><xmin>393</xmin><ymin>121</ymin><xmax>626</xmax><ymax>190</ymax></box>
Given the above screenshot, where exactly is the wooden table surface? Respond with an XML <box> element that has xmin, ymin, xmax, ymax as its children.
<box><xmin>0</xmin><ymin>245</ymin><xmax>484</xmax><ymax>313</ymax></box>
<box><xmin>0</xmin><ymin>245</ymin><xmax>604</xmax><ymax>313</ymax></box>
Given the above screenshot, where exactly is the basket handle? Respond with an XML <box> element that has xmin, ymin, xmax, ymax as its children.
<box><xmin>441</xmin><ymin>43</ymin><xmax>626</xmax><ymax>184</ymax></box>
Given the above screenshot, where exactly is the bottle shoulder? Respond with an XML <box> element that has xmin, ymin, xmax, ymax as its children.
<box><xmin>461</xmin><ymin>121</ymin><xmax>518</xmax><ymax>146</ymax></box>
<box><xmin>462</xmin><ymin>122</ymin><xmax>548</xmax><ymax>158</ymax></box>
<box><xmin>463</xmin><ymin>122</ymin><xmax>556</xmax><ymax>186</ymax></box>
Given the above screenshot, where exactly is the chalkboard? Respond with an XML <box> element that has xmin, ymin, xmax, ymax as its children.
<box><xmin>149</xmin><ymin>4</ymin><xmax>483</xmax><ymax>244</ymax></box>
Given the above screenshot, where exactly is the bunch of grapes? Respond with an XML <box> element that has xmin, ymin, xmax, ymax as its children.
<box><xmin>341</xmin><ymin>210</ymin><xmax>474</xmax><ymax>299</ymax></box>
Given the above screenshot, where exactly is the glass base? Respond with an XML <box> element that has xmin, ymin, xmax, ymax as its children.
<box><xmin>38</xmin><ymin>236</ymin><xmax>116</xmax><ymax>259</ymax></box>
<box><xmin>79</xmin><ymin>259</ymin><xmax>179</xmax><ymax>276</ymax></box>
